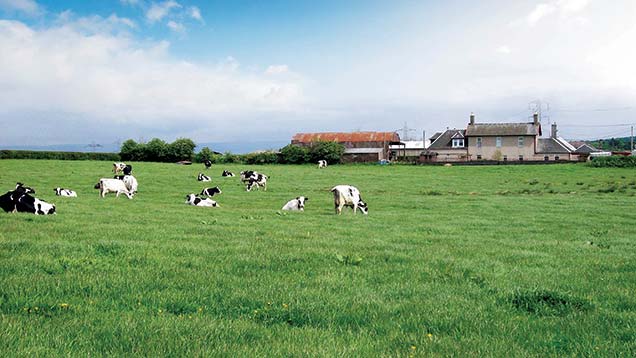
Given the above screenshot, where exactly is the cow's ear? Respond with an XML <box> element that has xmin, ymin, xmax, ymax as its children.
<box><xmin>296</xmin><ymin>197</ymin><xmax>299</xmax><ymax>200</ymax></box>
<box><xmin>305</xmin><ymin>197</ymin><xmax>309</xmax><ymax>201</ymax></box>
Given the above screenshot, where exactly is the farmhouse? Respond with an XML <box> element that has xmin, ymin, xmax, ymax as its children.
<box><xmin>291</xmin><ymin>131</ymin><xmax>400</xmax><ymax>163</ymax></box>
<box><xmin>421</xmin><ymin>113</ymin><xmax>580</xmax><ymax>163</ymax></box>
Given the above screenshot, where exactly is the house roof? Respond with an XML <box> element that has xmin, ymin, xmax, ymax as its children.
<box><xmin>428</xmin><ymin>129</ymin><xmax>467</xmax><ymax>150</ymax></box>
<box><xmin>292</xmin><ymin>131</ymin><xmax>400</xmax><ymax>143</ymax></box>
<box><xmin>537</xmin><ymin>138</ymin><xmax>572</xmax><ymax>154</ymax></box>
<box><xmin>574</xmin><ymin>143</ymin><xmax>600</xmax><ymax>153</ymax></box>
<box><xmin>465</xmin><ymin>122</ymin><xmax>541</xmax><ymax>136</ymax></box>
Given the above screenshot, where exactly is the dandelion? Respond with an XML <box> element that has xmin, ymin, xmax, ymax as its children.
<box><xmin>158</xmin><ymin>309</ymin><xmax>163</xmax><ymax>313</ymax></box>
<box><xmin>59</xmin><ymin>303</ymin><xmax>69</xmax><ymax>309</ymax></box>
<box><xmin>282</xmin><ymin>303</ymin><xmax>289</xmax><ymax>309</ymax></box>
<box><xmin>197</xmin><ymin>307</ymin><xmax>203</xmax><ymax>313</ymax></box>
<box><xmin>411</xmin><ymin>345</ymin><xmax>416</xmax><ymax>350</ymax></box>
<box><xmin>427</xmin><ymin>333</ymin><xmax>433</xmax><ymax>340</ymax></box>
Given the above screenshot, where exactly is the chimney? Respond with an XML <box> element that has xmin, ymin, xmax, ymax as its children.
<box><xmin>533</xmin><ymin>112</ymin><xmax>539</xmax><ymax>125</ymax></box>
<box><xmin>469</xmin><ymin>112</ymin><xmax>475</xmax><ymax>125</ymax></box>
<box><xmin>551</xmin><ymin>123</ymin><xmax>558</xmax><ymax>139</ymax></box>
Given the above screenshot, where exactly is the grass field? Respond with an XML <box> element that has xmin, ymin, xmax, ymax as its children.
<box><xmin>1</xmin><ymin>159</ymin><xmax>635</xmax><ymax>356</ymax></box>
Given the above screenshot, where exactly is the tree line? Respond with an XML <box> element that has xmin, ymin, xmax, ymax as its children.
<box><xmin>119</xmin><ymin>138</ymin><xmax>346</xmax><ymax>164</ymax></box>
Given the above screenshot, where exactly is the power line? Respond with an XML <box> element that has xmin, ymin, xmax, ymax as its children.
<box><xmin>554</xmin><ymin>106</ymin><xmax>633</xmax><ymax>113</ymax></box>
<box><xmin>565</xmin><ymin>123</ymin><xmax>636</xmax><ymax>128</ymax></box>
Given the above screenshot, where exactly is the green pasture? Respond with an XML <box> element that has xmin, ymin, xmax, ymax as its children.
<box><xmin>1</xmin><ymin>160</ymin><xmax>635</xmax><ymax>356</ymax></box>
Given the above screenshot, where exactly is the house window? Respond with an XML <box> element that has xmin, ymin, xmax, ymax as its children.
<box><xmin>496</xmin><ymin>137</ymin><xmax>502</xmax><ymax>148</ymax></box>
<box><xmin>518</xmin><ymin>137</ymin><xmax>524</xmax><ymax>147</ymax></box>
<box><xmin>477</xmin><ymin>155</ymin><xmax>482</xmax><ymax>160</ymax></box>
<box><xmin>544</xmin><ymin>156</ymin><xmax>549</xmax><ymax>161</ymax></box>
<box><xmin>476</xmin><ymin>137</ymin><xmax>482</xmax><ymax>148</ymax></box>
<box><xmin>519</xmin><ymin>155</ymin><xmax>523</xmax><ymax>161</ymax></box>
<box><xmin>555</xmin><ymin>156</ymin><xmax>560</xmax><ymax>161</ymax></box>
<box><xmin>503</xmin><ymin>155</ymin><xmax>508</xmax><ymax>162</ymax></box>
<box><xmin>452</xmin><ymin>138</ymin><xmax>464</xmax><ymax>148</ymax></box>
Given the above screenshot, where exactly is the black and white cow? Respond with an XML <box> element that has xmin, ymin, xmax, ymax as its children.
<box><xmin>112</xmin><ymin>175</ymin><xmax>138</xmax><ymax>193</ymax></box>
<box><xmin>203</xmin><ymin>159</ymin><xmax>212</xmax><ymax>169</ymax></box>
<box><xmin>282</xmin><ymin>196</ymin><xmax>308</xmax><ymax>211</ymax></box>
<box><xmin>246</xmin><ymin>173</ymin><xmax>268</xmax><ymax>191</ymax></box>
<box><xmin>318</xmin><ymin>160</ymin><xmax>328</xmax><ymax>168</ymax></box>
<box><xmin>200</xmin><ymin>186</ymin><xmax>222</xmax><ymax>197</ymax></box>
<box><xmin>331</xmin><ymin>185</ymin><xmax>368</xmax><ymax>215</ymax></box>
<box><xmin>54</xmin><ymin>187</ymin><xmax>77</xmax><ymax>197</ymax></box>
<box><xmin>123</xmin><ymin>164</ymin><xmax>133</xmax><ymax>176</ymax></box>
<box><xmin>222</xmin><ymin>170</ymin><xmax>235</xmax><ymax>177</ymax></box>
<box><xmin>1</xmin><ymin>183</ymin><xmax>34</xmax><ymax>212</ymax></box>
<box><xmin>185</xmin><ymin>194</ymin><xmax>219</xmax><ymax>207</ymax></box>
<box><xmin>1</xmin><ymin>184</ymin><xmax>55</xmax><ymax>214</ymax></box>
<box><xmin>240</xmin><ymin>170</ymin><xmax>255</xmax><ymax>183</ymax></box>
<box><xmin>16</xmin><ymin>194</ymin><xmax>56</xmax><ymax>215</ymax></box>
<box><xmin>197</xmin><ymin>173</ymin><xmax>211</xmax><ymax>182</ymax></box>
<box><xmin>113</xmin><ymin>162</ymin><xmax>127</xmax><ymax>174</ymax></box>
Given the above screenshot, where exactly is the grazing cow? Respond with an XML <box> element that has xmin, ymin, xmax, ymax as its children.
<box><xmin>197</xmin><ymin>173</ymin><xmax>211</xmax><ymax>182</ymax></box>
<box><xmin>54</xmin><ymin>187</ymin><xmax>77</xmax><ymax>197</ymax></box>
<box><xmin>222</xmin><ymin>170</ymin><xmax>235</xmax><ymax>177</ymax></box>
<box><xmin>95</xmin><ymin>178</ymin><xmax>134</xmax><ymax>199</ymax></box>
<box><xmin>246</xmin><ymin>173</ymin><xmax>268</xmax><ymax>192</ymax></box>
<box><xmin>15</xmin><ymin>193</ymin><xmax>56</xmax><ymax>215</ymax></box>
<box><xmin>203</xmin><ymin>160</ymin><xmax>212</xmax><ymax>169</ymax></box>
<box><xmin>113</xmin><ymin>162</ymin><xmax>127</xmax><ymax>174</ymax></box>
<box><xmin>318</xmin><ymin>160</ymin><xmax>328</xmax><ymax>168</ymax></box>
<box><xmin>330</xmin><ymin>185</ymin><xmax>368</xmax><ymax>215</ymax></box>
<box><xmin>185</xmin><ymin>194</ymin><xmax>219</xmax><ymax>207</ymax></box>
<box><xmin>200</xmin><ymin>186</ymin><xmax>222</xmax><ymax>197</ymax></box>
<box><xmin>282</xmin><ymin>196</ymin><xmax>308</xmax><ymax>211</ymax></box>
<box><xmin>1</xmin><ymin>183</ymin><xmax>35</xmax><ymax>212</ymax></box>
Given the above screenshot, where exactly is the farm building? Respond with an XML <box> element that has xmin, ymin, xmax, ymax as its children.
<box><xmin>421</xmin><ymin>113</ymin><xmax>580</xmax><ymax>163</ymax></box>
<box><xmin>291</xmin><ymin>131</ymin><xmax>400</xmax><ymax>163</ymax></box>
<box><xmin>389</xmin><ymin>140</ymin><xmax>430</xmax><ymax>160</ymax></box>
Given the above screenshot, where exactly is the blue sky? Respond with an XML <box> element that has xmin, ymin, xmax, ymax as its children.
<box><xmin>1</xmin><ymin>0</ymin><xmax>636</xmax><ymax>148</ymax></box>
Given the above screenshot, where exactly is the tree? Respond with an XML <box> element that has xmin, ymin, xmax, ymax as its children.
<box><xmin>120</xmin><ymin>139</ymin><xmax>139</xmax><ymax>161</ymax></box>
<box><xmin>196</xmin><ymin>147</ymin><xmax>216</xmax><ymax>163</ymax></box>
<box><xmin>167</xmin><ymin>138</ymin><xmax>196</xmax><ymax>161</ymax></box>
<box><xmin>279</xmin><ymin>144</ymin><xmax>309</xmax><ymax>164</ymax></box>
<box><xmin>308</xmin><ymin>141</ymin><xmax>345</xmax><ymax>164</ymax></box>
<box><xmin>146</xmin><ymin>138</ymin><xmax>168</xmax><ymax>162</ymax></box>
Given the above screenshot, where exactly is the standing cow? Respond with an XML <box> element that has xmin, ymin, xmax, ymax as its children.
<box><xmin>330</xmin><ymin>185</ymin><xmax>368</xmax><ymax>215</ymax></box>
<box><xmin>318</xmin><ymin>160</ymin><xmax>327</xmax><ymax>168</ymax></box>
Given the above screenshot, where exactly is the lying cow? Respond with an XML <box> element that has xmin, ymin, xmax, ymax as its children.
<box><xmin>1</xmin><ymin>183</ymin><xmax>36</xmax><ymax>212</ymax></box>
<box><xmin>331</xmin><ymin>185</ymin><xmax>368</xmax><ymax>215</ymax></box>
<box><xmin>318</xmin><ymin>160</ymin><xmax>327</xmax><ymax>168</ymax></box>
<box><xmin>282</xmin><ymin>196</ymin><xmax>308</xmax><ymax>211</ymax></box>
<box><xmin>54</xmin><ymin>187</ymin><xmax>77</xmax><ymax>197</ymax></box>
<box><xmin>203</xmin><ymin>160</ymin><xmax>212</xmax><ymax>169</ymax></box>
<box><xmin>246</xmin><ymin>173</ymin><xmax>268</xmax><ymax>191</ymax></box>
<box><xmin>95</xmin><ymin>178</ymin><xmax>134</xmax><ymax>199</ymax></box>
<box><xmin>222</xmin><ymin>170</ymin><xmax>235</xmax><ymax>177</ymax></box>
<box><xmin>200</xmin><ymin>186</ymin><xmax>222</xmax><ymax>197</ymax></box>
<box><xmin>185</xmin><ymin>194</ymin><xmax>219</xmax><ymax>207</ymax></box>
<box><xmin>197</xmin><ymin>173</ymin><xmax>211</xmax><ymax>182</ymax></box>
<box><xmin>1</xmin><ymin>183</ymin><xmax>55</xmax><ymax>215</ymax></box>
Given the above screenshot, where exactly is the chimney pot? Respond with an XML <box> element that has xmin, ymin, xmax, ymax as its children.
<box><xmin>551</xmin><ymin>123</ymin><xmax>558</xmax><ymax>139</ymax></box>
<box><xmin>469</xmin><ymin>112</ymin><xmax>475</xmax><ymax>125</ymax></box>
<box><xmin>533</xmin><ymin>112</ymin><xmax>539</xmax><ymax>125</ymax></box>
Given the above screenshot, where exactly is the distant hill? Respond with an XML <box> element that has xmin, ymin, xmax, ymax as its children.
<box><xmin>1</xmin><ymin>140</ymin><xmax>289</xmax><ymax>155</ymax></box>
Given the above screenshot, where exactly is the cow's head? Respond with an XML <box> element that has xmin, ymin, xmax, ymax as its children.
<box><xmin>296</xmin><ymin>196</ymin><xmax>308</xmax><ymax>210</ymax></box>
<box><xmin>357</xmin><ymin>200</ymin><xmax>369</xmax><ymax>215</ymax></box>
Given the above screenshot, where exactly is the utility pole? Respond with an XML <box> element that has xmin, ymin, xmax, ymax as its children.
<box><xmin>397</xmin><ymin>122</ymin><xmax>416</xmax><ymax>141</ymax></box>
<box><xmin>631</xmin><ymin>126</ymin><xmax>634</xmax><ymax>152</ymax></box>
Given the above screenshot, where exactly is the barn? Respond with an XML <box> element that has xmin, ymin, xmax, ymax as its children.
<box><xmin>291</xmin><ymin>131</ymin><xmax>400</xmax><ymax>163</ymax></box>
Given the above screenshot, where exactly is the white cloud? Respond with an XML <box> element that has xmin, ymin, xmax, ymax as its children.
<box><xmin>120</xmin><ymin>0</ymin><xmax>140</xmax><ymax>6</ymax></box>
<box><xmin>189</xmin><ymin>6</ymin><xmax>203</xmax><ymax>22</ymax></box>
<box><xmin>146</xmin><ymin>0</ymin><xmax>180</xmax><ymax>23</ymax></box>
<box><xmin>0</xmin><ymin>19</ymin><xmax>304</xmax><ymax>144</ymax></box>
<box><xmin>496</xmin><ymin>46</ymin><xmax>511</xmax><ymax>54</ymax></box>
<box><xmin>0</xmin><ymin>0</ymin><xmax>40</xmax><ymax>15</ymax></box>
<box><xmin>265</xmin><ymin>65</ymin><xmax>289</xmax><ymax>75</ymax></box>
<box><xmin>557</xmin><ymin>0</ymin><xmax>590</xmax><ymax>13</ymax></box>
<box><xmin>166</xmin><ymin>20</ymin><xmax>184</xmax><ymax>33</ymax></box>
<box><xmin>527</xmin><ymin>3</ymin><xmax>556</xmax><ymax>26</ymax></box>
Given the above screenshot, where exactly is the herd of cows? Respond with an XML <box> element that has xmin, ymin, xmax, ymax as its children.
<box><xmin>0</xmin><ymin>160</ymin><xmax>369</xmax><ymax>215</ymax></box>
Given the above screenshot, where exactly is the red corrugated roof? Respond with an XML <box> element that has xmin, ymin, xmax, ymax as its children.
<box><xmin>292</xmin><ymin>132</ymin><xmax>400</xmax><ymax>143</ymax></box>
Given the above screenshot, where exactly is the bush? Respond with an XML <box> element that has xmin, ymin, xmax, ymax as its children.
<box><xmin>218</xmin><ymin>152</ymin><xmax>241</xmax><ymax>164</ymax></box>
<box><xmin>279</xmin><ymin>144</ymin><xmax>309</xmax><ymax>164</ymax></box>
<box><xmin>245</xmin><ymin>151</ymin><xmax>279</xmax><ymax>164</ymax></box>
<box><xmin>0</xmin><ymin>150</ymin><xmax>119</xmax><ymax>161</ymax></box>
<box><xmin>195</xmin><ymin>147</ymin><xmax>218</xmax><ymax>163</ymax></box>
<box><xmin>308</xmin><ymin>141</ymin><xmax>345</xmax><ymax>164</ymax></box>
<box><xmin>590</xmin><ymin>156</ymin><xmax>636</xmax><ymax>168</ymax></box>
<box><xmin>119</xmin><ymin>138</ymin><xmax>196</xmax><ymax>162</ymax></box>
